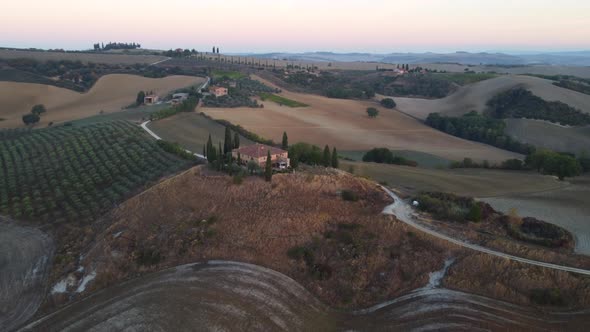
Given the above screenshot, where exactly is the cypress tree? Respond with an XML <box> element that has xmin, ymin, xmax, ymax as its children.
<box><xmin>331</xmin><ymin>147</ymin><xmax>339</xmax><ymax>168</ymax></box>
<box><xmin>206</xmin><ymin>134</ymin><xmax>214</xmax><ymax>162</ymax></box>
<box><xmin>218</xmin><ymin>143</ymin><xmax>223</xmax><ymax>170</ymax></box>
<box><xmin>323</xmin><ymin>145</ymin><xmax>331</xmax><ymax>167</ymax></box>
<box><xmin>203</xmin><ymin>144</ymin><xmax>206</xmax><ymax>157</ymax></box>
<box><xmin>237</xmin><ymin>152</ymin><xmax>241</xmax><ymax>164</ymax></box>
<box><xmin>234</xmin><ymin>132</ymin><xmax>240</xmax><ymax>148</ymax></box>
<box><xmin>265</xmin><ymin>150</ymin><xmax>272</xmax><ymax>182</ymax></box>
<box><xmin>282</xmin><ymin>132</ymin><xmax>288</xmax><ymax>150</ymax></box>
<box><xmin>224</xmin><ymin>127</ymin><xmax>233</xmax><ymax>154</ymax></box>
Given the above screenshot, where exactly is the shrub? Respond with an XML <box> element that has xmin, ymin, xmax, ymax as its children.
<box><xmin>380</xmin><ymin>98</ymin><xmax>396</xmax><ymax>109</ymax></box>
<box><xmin>341</xmin><ymin>190</ymin><xmax>359</xmax><ymax>202</ymax></box>
<box><xmin>362</xmin><ymin>148</ymin><xmax>418</xmax><ymax>167</ymax></box>
<box><xmin>530</xmin><ymin>288</ymin><xmax>567</xmax><ymax>306</ymax></box>
<box><xmin>367</xmin><ymin>107</ymin><xmax>379</xmax><ymax>118</ymax></box>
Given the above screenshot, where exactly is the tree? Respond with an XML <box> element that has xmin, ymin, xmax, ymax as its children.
<box><xmin>265</xmin><ymin>150</ymin><xmax>272</xmax><ymax>182</ymax></box>
<box><xmin>233</xmin><ymin>132</ymin><xmax>240</xmax><ymax>148</ymax></box>
<box><xmin>237</xmin><ymin>152</ymin><xmax>242</xmax><ymax>165</ymax></box>
<box><xmin>136</xmin><ymin>91</ymin><xmax>145</xmax><ymax>106</ymax></box>
<box><xmin>247</xmin><ymin>159</ymin><xmax>259</xmax><ymax>174</ymax></box>
<box><xmin>31</xmin><ymin>104</ymin><xmax>46</xmax><ymax>115</ymax></box>
<box><xmin>212</xmin><ymin>46</ymin><xmax>215</xmax><ymax>53</ymax></box>
<box><xmin>367</xmin><ymin>107</ymin><xmax>379</xmax><ymax>118</ymax></box>
<box><xmin>545</xmin><ymin>153</ymin><xmax>581</xmax><ymax>180</ymax></box>
<box><xmin>282</xmin><ymin>132</ymin><xmax>288</xmax><ymax>150</ymax></box>
<box><xmin>218</xmin><ymin>143</ymin><xmax>223</xmax><ymax>170</ymax></box>
<box><xmin>22</xmin><ymin>113</ymin><xmax>40</xmax><ymax>125</ymax></box>
<box><xmin>216</xmin><ymin>47</ymin><xmax>220</xmax><ymax>54</ymax></box>
<box><xmin>224</xmin><ymin>127</ymin><xmax>233</xmax><ymax>154</ymax></box>
<box><xmin>380</xmin><ymin>98</ymin><xmax>396</xmax><ymax>109</ymax></box>
<box><xmin>322</xmin><ymin>145</ymin><xmax>331</xmax><ymax>167</ymax></box>
<box><xmin>206</xmin><ymin>134</ymin><xmax>215</xmax><ymax>163</ymax></box>
<box><xmin>203</xmin><ymin>144</ymin><xmax>206</xmax><ymax>157</ymax></box>
<box><xmin>331</xmin><ymin>147</ymin><xmax>339</xmax><ymax>168</ymax></box>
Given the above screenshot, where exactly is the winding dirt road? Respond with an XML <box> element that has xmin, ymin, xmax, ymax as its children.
<box><xmin>381</xmin><ymin>186</ymin><xmax>590</xmax><ymax>276</ymax></box>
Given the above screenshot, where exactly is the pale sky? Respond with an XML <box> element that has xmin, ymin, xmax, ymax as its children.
<box><xmin>1</xmin><ymin>0</ymin><xmax>589</xmax><ymax>53</ymax></box>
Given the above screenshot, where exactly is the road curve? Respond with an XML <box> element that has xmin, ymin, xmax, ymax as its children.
<box><xmin>381</xmin><ymin>186</ymin><xmax>590</xmax><ymax>276</ymax></box>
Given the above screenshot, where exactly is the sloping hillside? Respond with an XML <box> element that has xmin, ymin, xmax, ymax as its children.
<box><xmin>393</xmin><ymin>75</ymin><xmax>590</xmax><ymax>120</ymax></box>
<box><xmin>504</xmin><ymin>118</ymin><xmax>590</xmax><ymax>154</ymax></box>
<box><xmin>0</xmin><ymin>74</ymin><xmax>205</xmax><ymax>128</ymax></box>
<box><xmin>200</xmin><ymin>75</ymin><xmax>520</xmax><ymax>162</ymax></box>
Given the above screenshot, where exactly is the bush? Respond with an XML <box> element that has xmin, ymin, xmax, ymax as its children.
<box><xmin>530</xmin><ymin>288</ymin><xmax>567</xmax><ymax>306</ymax></box>
<box><xmin>341</xmin><ymin>190</ymin><xmax>359</xmax><ymax>202</ymax></box>
<box><xmin>362</xmin><ymin>148</ymin><xmax>418</xmax><ymax>167</ymax></box>
<box><xmin>156</xmin><ymin>140</ymin><xmax>197</xmax><ymax>161</ymax></box>
<box><xmin>380</xmin><ymin>98</ymin><xmax>396</xmax><ymax>109</ymax></box>
<box><xmin>367</xmin><ymin>107</ymin><xmax>379</xmax><ymax>118</ymax></box>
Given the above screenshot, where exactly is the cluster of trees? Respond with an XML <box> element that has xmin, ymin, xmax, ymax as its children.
<box><xmin>163</xmin><ymin>48</ymin><xmax>198</xmax><ymax>58</ymax></box>
<box><xmin>379</xmin><ymin>73</ymin><xmax>456</xmax><ymax>98</ymax></box>
<box><xmin>425</xmin><ymin>111</ymin><xmax>536</xmax><ymax>155</ymax></box>
<box><xmin>22</xmin><ymin>104</ymin><xmax>46</xmax><ymax>125</ymax></box>
<box><xmin>203</xmin><ymin>77</ymin><xmax>276</xmax><ymax>108</ymax></box>
<box><xmin>450</xmin><ymin>150</ymin><xmax>587</xmax><ymax>180</ymax></box>
<box><xmin>279</xmin><ymin>71</ymin><xmax>375</xmax><ymax>100</ymax></box>
<box><xmin>93</xmin><ymin>42</ymin><xmax>141</xmax><ymax>51</ymax></box>
<box><xmin>486</xmin><ymin>88</ymin><xmax>590</xmax><ymax>126</ymax></box>
<box><xmin>554</xmin><ymin>79</ymin><xmax>590</xmax><ymax>95</ymax></box>
<box><xmin>150</xmin><ymin>96</ymin><xmax>199</xmax><ymax>121</ymax></box>
<box><xmin>0</xmin><ymin>121</ymin><xmax>191</xmax><ymax>223</ymax></box>
<box><xmin>362</xmin><ymin>148</ymin><xmax>418</xmax><ymax>167</ymax></box>
<box><xmin>525</xmin><ymin>150</ymin><xmax>583</xmax><ymax>180</ymax></box>
<box><xmin>288</xmin><ymin>142</ymin><xmax>338</xmax><ymax>169</ymax></box>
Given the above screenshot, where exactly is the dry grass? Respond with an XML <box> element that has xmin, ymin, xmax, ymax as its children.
<box><xmin>0</xmin><ymin>74</ymin><xmax>205</xmax><ymax>128</ymax></box>
<box><xmin>70</xmin><ymin>167</ymin><xmax>452</xmax><ymax>309</ymax></box>
<box><xmin>504</xmin><ymin>118</ymin><xmax>590</xmax><ymax>155</ymax></box>
<box><xmin>0</xmin><ymin>49</ymin><xmax>167</xmax><ymax>64</ymax></box>
<box><xmin>422</xmin><ymin>63</ymin><xmax>590</xmax><ymax>79</ymax></box>
<box><xmin>200</xmin><ymin>75</ymin><xmax>519</xmax><ymax>162</ymax></box>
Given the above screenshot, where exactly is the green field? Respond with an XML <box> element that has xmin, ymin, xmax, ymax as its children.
<box><xmin>339</xmin><ymin>150</ymin><xmax>451</xmax><ymax>168</ymax></box>
<box><xmin>259</xmin><ymin>92</ymin><xmax>309</xmax><ymax>107</ymax></box>
<box><xmin>341</xmin><ymin>160</ymin><xmax>566</xmax><ymax>197</ymax></box>
<box><xmin>0</xmin><ymin>121</ymin><xmax>192</xmax><ymax>223</ymax></box>
<box><xmin>68</xmin><ymin>103</ymin><xmax>169</xmax><ymax>126</ymax></box>
<box><xmin>433</xmin><ymin>72</ymin><xmax>498</xmax><ymax>85</ymax></box>
<box><xmin>211</xmin><ymin>69</ymin><xmax>246</xmax><ymax>80</ymax></box>
<box><xmin>148</xmin><ymin>112</ymin><xmax>254</xmax><ymax>154</ymax></box>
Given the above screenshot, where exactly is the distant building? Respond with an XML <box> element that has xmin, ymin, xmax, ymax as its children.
<box><xmin>144</xmin><ymin>95</ymin><xmax>159</xmax><ymax>105</ymax></box>
<box><xmin>172</xmin><ymin>92</ymin><xmax>189</xmax><ymax>100</ymax></box>
<box><xmin>209</xmin><ymin>86</ymin><xmax>228</xmax><ymax>97</ymax></box>
<box><xmin>233</xmin><ymin>144</ymin><xmax>290</xmax><ymax>169</ymax></box>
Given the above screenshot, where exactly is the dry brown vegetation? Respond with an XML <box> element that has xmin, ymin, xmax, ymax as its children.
<box><xmin>42</xmin><ymin>166</ymin><xmax>590</xmax><ymax>313</ymax></box>
<box><xmin>0</xmin><ymin>49</ymin><xmax>167</xmax><ymax>65</ymax></box>
<box><xmin>0</xmin><ymin>74</ymin><xmax>205</xmax><ymax>128</ymax></box>
<box><xmin>62</xmin><ymin>167</ymin><xmax>449</xmax><ymax>309</ymax></box>
<box><xmin>200</xmin><ymin>75</ymin><xmax>519</xmax><ymax>162</ymax></box>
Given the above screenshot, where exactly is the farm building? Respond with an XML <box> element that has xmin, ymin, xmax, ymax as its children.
<box><xmin>170</xmin><ymin>92</ymin><xmax>189</xmax><ymax>106</ymax></box>
<box><xmin>233</xmin><ymin>144</ymin><xmax>290</xmax><ymax>169</ymax></box>
<box><xmin>144</xmin><ymin>94</ymin><xmax>159</xmax><ymax>105</ymax></box>
<box><xmin>209</xmin><ymin>86</ymin><xmax>228</xmax><ymax>97</ymax></box>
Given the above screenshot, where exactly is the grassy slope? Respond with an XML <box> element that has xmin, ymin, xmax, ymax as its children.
<box><xmin>259</xmin><ymin>92</ymin><xmax>309</xmax><ymax>107</ymax></box>
<box><xmin>0</xmin><ymin>49</ymin><xmax>166</xmax><ymax>64</ymax></box>
<box><xmin>504</xmin><ymin>118</ymin><xmax>590</xmax><ymax>155</ymax></box>
<box><xmin>147</xmin><ymin>112</ymin><xmax>254</xmax><ymax>153</ymax></box>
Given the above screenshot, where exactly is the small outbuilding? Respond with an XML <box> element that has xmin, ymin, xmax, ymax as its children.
<box><xmin>144</xmin><ymin>95</ymin><xmax>159</xmax><ymax>105</ymax></box>
<box><xmin>209</xmin><ymin>86</ymin><xmax>228</xmax><ymax>97</ymax></box>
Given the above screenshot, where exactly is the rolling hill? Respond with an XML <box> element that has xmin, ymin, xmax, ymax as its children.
<box><xmin>0</xmin><ymin>74</ymin><xmax>205</xmax><ymax>128</ymax></box>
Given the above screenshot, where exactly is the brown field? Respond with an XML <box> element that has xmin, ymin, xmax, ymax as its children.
<box><xmin>200</xmin><ymin>75</ymin><xmax>519</xmax><ymax>162</ymax></box>
<box><xmin>0</xmin><ymin>74</ymin><xmax>205</xmax><ymax>128</ymax></box>
<box><xmin>392</xmin><ymin>75</ymin><xmax>590</xmax><ymax>120</ymax></box>
<box><xmin>0</xmin><ymin>49</ymin><xmax>167</xmax><ymax>64</ymax></box>
<box><xmin>504</xmin><ymin>118</ymin><xmax>590</xmax><ymax>155</ymax></box>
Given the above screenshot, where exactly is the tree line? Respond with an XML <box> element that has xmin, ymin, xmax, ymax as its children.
<box><xmin>93</xmin><ymin>42</ymin><xmax>141</xmax><ymax>51</ymax></box>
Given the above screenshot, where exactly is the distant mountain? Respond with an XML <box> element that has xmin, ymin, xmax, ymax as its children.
<box><xmin>246</xmin><ymin>51</ymin><xmax>590</xmax><ymax>66</ymax></box>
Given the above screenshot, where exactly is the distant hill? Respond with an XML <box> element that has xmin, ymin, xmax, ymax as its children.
<box><xmin>246</xmin><ymin>51</ymin><xmax>590</xmax><ymax>66</ymax></box>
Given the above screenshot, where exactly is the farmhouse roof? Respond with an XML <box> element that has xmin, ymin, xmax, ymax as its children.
<box><xmin>234</xmin><ymin>144</ymin><xmax>287</xmax><ymax>158</ymax></box>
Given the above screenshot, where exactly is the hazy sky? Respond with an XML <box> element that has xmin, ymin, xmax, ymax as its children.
<box><xmin>1</xmin><ymin>0</ymin><xmax>589</xmax><ymax>53</ymax></box>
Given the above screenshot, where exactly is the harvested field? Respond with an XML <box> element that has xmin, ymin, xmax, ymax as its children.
<box><xmin>340</xmin><ymin>160</ymin><xmax>566</xmax><ymax>197</ymax></box>
<box><xmin>0</xmin><ymin>49</ymin><xmax>166</xmax><ymax>65</ymax></box>
<box><xmin>0</xmin><ymin>219</ymin><xmax>53</xmax><ymax>332</ymax></box>
<box><xmin>392</xmin><ymin>75</ymin><xmax>590</xmax><ymax>120</ymax></box>
<box><xmin>0</xmin><ymin>74</ymin><xmax>205</xmax><ymax>128</ymax></box>
<box><xmin>24</xmin><ymin>261</ymin><xmax>590</xmax><ymax>332</ymax></box>
<box><xmin>200</xmin><ymin>75</ymin><xmax>519</xmax><ymax>162</ymax></box>
<box><xmin>147</xmin><ymin>112</ymin><xmax>254</xmax><ymax>153</ymax></box>
<box><xmin>504</xmin><ymin>118</ymin><xmax>590</xmax><ymax>155</ymax></box>
<box><xmin>482</xmin><ymin>176</ymin><xmax>590</xmax><ymax>255</ymax></box>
